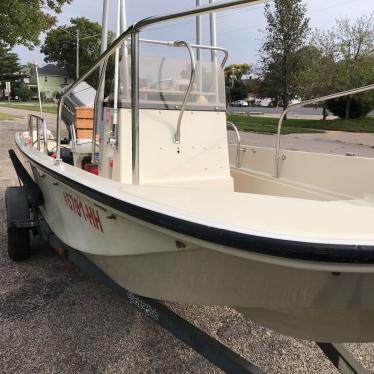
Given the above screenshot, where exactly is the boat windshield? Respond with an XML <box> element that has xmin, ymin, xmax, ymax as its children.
<box><xmin>119</xmin><ymin>55</ymin><xmax>226</xmax><ymax>111</ymax></box>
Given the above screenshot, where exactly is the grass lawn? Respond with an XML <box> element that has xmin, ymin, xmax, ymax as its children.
<box><xmin>0</xmin><ymin>102</ymin><xmax>57</xmax><ymax>114</ymax></box>
<box><xmin>228</xmin><ymin>114</ymin><xmax>374</xmax><ymax>134</ymax></box>
<box><xmin>0</xmin><ymin>112</ymin><xmax>19</xmax><ymax>121</ymax></box>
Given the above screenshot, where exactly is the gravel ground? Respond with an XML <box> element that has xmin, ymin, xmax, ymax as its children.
<box><xmin>1</xmin><ymin>109</ymin><xmax>374</xmax><ymax>373</ymax></box>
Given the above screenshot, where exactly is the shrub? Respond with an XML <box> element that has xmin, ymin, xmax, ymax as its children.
<box><xmin>230</xmin><ymin>81</ymin><xmax>249</xmax><ymax>102</ymax></box>
<box><xmin>327</xmin><ymin>96</ymin><xmax>374</xmax><ymax>119</ymax></box>
<box><xmin>13</xmin><ymin>87</ymin><xmax>32</xmax><ymax>101</ymax></box>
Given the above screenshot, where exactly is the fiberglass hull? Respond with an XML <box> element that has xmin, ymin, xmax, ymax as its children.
<box><xmin>15</xmin><ymin>132</ymin><xmax>374</xmax><ymax>343</ymax></box>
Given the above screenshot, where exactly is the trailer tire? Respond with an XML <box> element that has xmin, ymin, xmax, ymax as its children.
<box><xmin>5</xmin><ymin>187</ymin><xmax>31</xmax><ymax>261</ymax></box>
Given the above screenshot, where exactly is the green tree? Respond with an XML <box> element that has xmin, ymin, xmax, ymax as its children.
<box><xmin>224</xmin><ymin>63</ymin><xmax>250</xmax><ymax>103</ymax></box>
<box><xmin>0</xmin><ymin>44</ymin><xmax>20</xmax><ymax>80</ymax></box>
<box><xmin>0</xmin><ymin>0</ymin><xmax>71</xmax><ymax>48</ymax></box>
<box><xmin>41</xmin><ymin>17</ymin><xmax>114</xmax><ymax>88</ymax></box>
<box><xmin>259</xmin><ymin>0</ymin><xmax>310</xmax><ymax>112</ymax></box>
<box><xmin>299</xmin><ymin>14</ymin><xmax>374</xmax><ymax>118</ymax></box>
<box><xmin>0</xmin><ymin>44</ymin><xmax>21</xmax><ymax>98</ymax></box>
<box><xmin>295</xmin><ymin>42</ymin><xmax>337</xmax><ymax>119</ymax></box>
<box><xmin>332</xmin><ymin>15</ymin><xmax>374</xmax><ymax>118</ymax></box>
<box><xmin>42</xmin><ymin>18</ymin><xmax>100</xmax><ymax>84</ymax></box>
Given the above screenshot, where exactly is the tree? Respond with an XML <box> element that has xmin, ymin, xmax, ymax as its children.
<box><xmin>295</xmin><ymin>41</ymin><xmax>337</xmax><ymax>119</ymax></box>
<box><xmin>0</xmin><ymin>0</ymin><xmax>71</xmax><ymax>48</ymax></box>
<box><xmin>224</xmin><ymin>64</ymin><xmax>250</xmax><ymax>102</ymax></box>
<box><xmin>41</xmin><ymin>17</ymin><xmax>114</xmax><ymax>88</ymax></box>
<box><xmin>299</xmin><ymin>14</ymin><xmax>374</xmax><ymax>118</ymax></box>
<box><xmin>0</xmin><ymin>44</ymin><xmax>21</xmax><ymax>98</ymax></box>
<box><xmin>42</xmin><ymin>18</ymin><xmax>100</xmax><ymax>84</ymax></box>
<box><xmin>0</xmin><ymin>44</ymin><xmax>20</xmax><ymax>80</ymax></box>
<box><xmin>332</xmin><ymin>15</ymin><xmax>374</xmax><ymax>118</ymax></box>
<box><xmin>259</xmin><ymin>0</ymin><xmax>310</xmax><ymax>112</ymax></box>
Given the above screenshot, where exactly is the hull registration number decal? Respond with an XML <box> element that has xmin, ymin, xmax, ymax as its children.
<box><xmin>63</xmin><ymin>192</ymin><xmax>103</xmax><ymax>232</ymax></box>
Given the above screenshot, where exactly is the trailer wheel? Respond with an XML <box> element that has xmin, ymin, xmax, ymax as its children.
<box><xmin>5</xmin><ymin>187</ymin><xmax>31</xmax><ymax>261</ymax></box>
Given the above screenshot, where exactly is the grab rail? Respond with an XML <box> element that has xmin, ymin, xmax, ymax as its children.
<box><xmin>28</xmin><ymin>114</ymin><xmax>48</xmax><ymax>154</ymax></box>
<box><xmin>139</xmin><ymin>38</ymin><xmax>229</xmax><ymax>68</ymax></box>
<box><xmin>91</xmin><ymin>59</ymin><xmax>108</xmax><ymax>163</ymax></box>
<box><xmin>55</xmin><ymin>0</ymin><xmax>270</xmax><ymax>185</ymax></box>
<box><xmin>274</xmin><ymin>83</ymin><xmax>374</xmax><ymax>178</ymax></box>
<box><xmin>227</xmin><ymin>121</ymin><xmax>242</xmax><ymax>168</ymax></box>
<box><xmin>174</xmin><ymin>41</ymin><xmax>196</xmax><ymax>143</ymax></box>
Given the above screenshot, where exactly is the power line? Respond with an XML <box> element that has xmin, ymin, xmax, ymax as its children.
<box><xmin>308</xmin><ymin>0</ymin><xmax>366</xmax><ymax>14</ymax></box>
<box><xmin>144</xmin><ymin>3</ymin><xmax>265</xmax><ymax>33</ymax></box>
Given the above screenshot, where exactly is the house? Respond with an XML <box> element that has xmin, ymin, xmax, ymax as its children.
<box><xmin>27</xmin><ymin>64</ymin><xmax>74</xmax><ymax>100</ymax></box>
<box><xmin>19</xmin><ymin>66</ymin><xmax>32</xmax><ymax>85</ymax></box>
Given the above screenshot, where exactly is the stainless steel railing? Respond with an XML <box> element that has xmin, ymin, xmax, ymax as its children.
<box><xmin>227</xmin><ymin>121</ymin><xmax>243</xmax><ymax>168</ymax></box>
<box><xmin>139</xmin><ymin>38</ymin><xmax>229</xmax><ymax>68</ymax></box>
<box><xmin>174</xmin><ymin>41</ymin><xmax>196</xmax><ymax>143</ymax></box>
<box><xmin>274</xmin><ymin>83</ymin><xmax>374</xmax><ymax>178</ymax></box>
<box><xmin>28</xmin><ymin>114</ymin><xmax>48</xmax><ymax>154</ymax></box>
<box><xmin>55</xmin><ymin>0</ymin><xmax>270</xmax><ymax>185</ymax></box>
<box><xmin>91</xmin><ymin>59</ymin><xmax>108</xmax><ymax>163</ymax></box>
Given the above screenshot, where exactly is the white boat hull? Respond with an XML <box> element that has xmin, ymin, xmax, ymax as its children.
<box><xmin>14</xmin><ymin>134</ymin><xmax>374</xmax><ymax>342</ymax></box>
<box><xmin>87</xmin><ymin>250</ymin><xmax>374</xmax><ymax>342</ymax></box>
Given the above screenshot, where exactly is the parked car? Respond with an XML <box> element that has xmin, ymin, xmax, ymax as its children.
<box><xmin>231</xmin><ymin>100</ymin><xmax>248</xmax><ymax>107</ymax></box>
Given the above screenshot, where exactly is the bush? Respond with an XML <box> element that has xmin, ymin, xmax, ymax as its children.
<box><xmin>229</xmin><ymin>81</ymin><xmax>249</xmax><ymax>102</ymax></box>
<box><xmin>13</xmin><ymin>87</ymin><xmax>32</xmax><ymax>101</ymax></box>
<box><xmin>327</xmin><ymin>97</ymin><xmax>373</xmax><ymax>119</ymax></box>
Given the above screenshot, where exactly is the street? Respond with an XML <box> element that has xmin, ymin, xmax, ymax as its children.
<box><xmin>227</xmin><ymin>105</ymin><xmax>374</xmax><ymax>119</ymax></box>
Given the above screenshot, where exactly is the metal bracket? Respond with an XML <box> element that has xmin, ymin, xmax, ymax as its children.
<box><xmin>9</xmin><ymin>219</ymin><xmax>39</xmax><ymax>229</ymax></box>
<box><xmin>8</xmin><ymin>149</ymin><xmax>44</xmax><ymax>207</ymax></box>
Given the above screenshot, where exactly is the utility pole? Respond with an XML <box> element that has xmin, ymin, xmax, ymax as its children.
<box><xmin>33</xmin><ymin>60</ymin><xmax>43</xmax><ymax>119</ymax></box>
<box><xmin>209</xmin><ymin>0</ymin><xmax>217</xmax><ymax>63</ymax></box>
<box><xmin>76</xmin><ymin>29</ymin><xmax>80</xmax><ymax>79</ymax></box>
<box><xmin>196</xmin><ymin>0</ymin><xmax>202</xmax><ymax>91</ymax></box>
<box><xmin>62</xmin><ymin>28</ymin><xmax>100</xmax><ymax>80</ymax></box>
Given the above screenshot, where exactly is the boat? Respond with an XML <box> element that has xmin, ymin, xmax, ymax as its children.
<box><xmin>9</xmin><ymin>0</ymin><xmax>374</xmax><ymax>343</ymax></box>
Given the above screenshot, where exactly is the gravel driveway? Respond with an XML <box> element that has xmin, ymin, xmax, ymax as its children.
<box><xmin>0</xmin><ymin>108</ymin><xmax>373</xmax><ymax>373</ymax></box>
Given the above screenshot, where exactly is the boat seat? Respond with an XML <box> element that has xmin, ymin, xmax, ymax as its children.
<box><xmin>74</xmin><ymin>106</ymin><xmax>94</xmax><ymax>140</ymax></box>
<box><xmin>70</xmin><ymin>107</ymin><xmax>98</xmax><ymax>161</ymax></box>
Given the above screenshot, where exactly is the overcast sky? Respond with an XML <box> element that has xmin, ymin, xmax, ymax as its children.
<box><xmin>13</xmin><ymin>0</ymin><xmax>374</xmax><ymax>67</ymax></box>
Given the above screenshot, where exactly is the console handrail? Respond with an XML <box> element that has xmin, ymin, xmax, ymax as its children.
<box><xmin>275</xmin><ymin>83</ymin><xmax>374</xmax><ymax>178</ymax></box>
<box><xmin>174</xmin><ymin>41</ymin><xmax>196</xmax><ymax>143</ymax></box>
<box><xmin>139</xmin><ymin>38</ymin><xmax>229</xmax><ymax>67</ymax></box>
<box><xmin>55</xmin><ymin>0</ymin><xmax>269</xmax><ymax>184</ymax></box>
